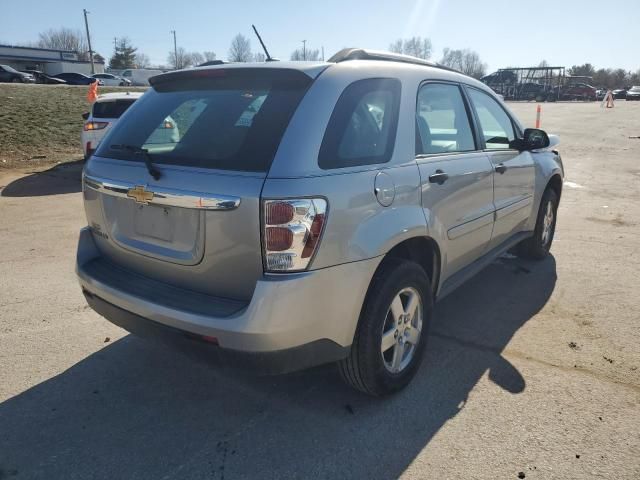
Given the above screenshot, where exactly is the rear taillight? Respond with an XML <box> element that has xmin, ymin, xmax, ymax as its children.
<box><xmin>83</xmin><ymin>121</ymin><xmax>109</xmax><ymax>131</ymax></box>
<box><xmin>262</xmin><ymin>198</ymin><xmax>327</xmax><ymax>272</ymax></box>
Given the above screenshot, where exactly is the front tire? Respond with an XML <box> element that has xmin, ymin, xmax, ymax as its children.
<box><xmin>339</xmin><ymin>260</ymin><xmax>432</xmax><ymax>396</ymax></box>
<box><xmin>517</xmin><ymin>188</ymin><xmax>559</xmax><ymax>259</ymax></box>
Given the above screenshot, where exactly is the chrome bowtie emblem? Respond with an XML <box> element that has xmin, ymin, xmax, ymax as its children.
<box><xmin>127</xmin><ymin>185</ymin><xmax>154</xmax><ymax>204</ymax></box>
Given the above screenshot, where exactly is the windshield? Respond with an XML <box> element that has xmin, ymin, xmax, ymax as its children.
<box><xmin>95</xmin><ymin>69</ymin><xmax>312</xmax><ymax>172</ymax></box>
<box><xmin>2</xmin><ymin>64</ymin><xmax>19</xmax><ymax>73</ymax></box>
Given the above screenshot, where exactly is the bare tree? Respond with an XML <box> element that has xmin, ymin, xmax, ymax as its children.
<box><xmin>290</xmin><ymin>48</ymin><xmax>320</xmax><ymax>61</ymax></box>
<box><xmin>38</xmin><ymin>28</ymin><xmax>87</xmax><ymax>52</ymax></box>
<box><xmin>388</xmin><ymin>37</ymin><xmax>432</xmax><ymax>60</ymax></box>
<box><xmin>389</xmin><ymin>39</ymin><xmax>403</xmax><ymax>54</ymax></box>
<box><xmin>253</xmin><ymin>52</ymin><xmax>266</xmax><ymax>62</ymax></box>
<box><xmin>189</xmin><ymin>52</ymin><xmax>205</xmax><ymax>65</ymax></box>
<box><xmin>440</xmin><ymin>48</ymin><xmax>487</xmax><ymax>78</ymax></box>
<box><xmin>37</xmin><ymin>28</ymin><xmax>94</xmax><ymax>60</ymax></box>
<box><xmin>203</xmin><ymin>51</ymin><xmax>217</xmax><ymax>61</ymax></box>
<box><xmin>228</xmin><ymin>34</ymin><xmax>252</xmax><ymax>62</ymax></box>
<box><xmin>167</xmin><ymin>47</ymin><xmax>194</xmax><ymax>69</ymax></box>
<box><xmin>135</xmin><ymin>53</ymin><xmax>151</xmax><ymax>68</ymax></box>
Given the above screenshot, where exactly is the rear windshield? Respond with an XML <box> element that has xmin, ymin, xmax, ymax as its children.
<box><xmin>92</xmin><ymin>99</ymin><xmax>136</xmax><ymax>119</ymax></box>
<box><xmin>95</xmin><ymin>69</ymin><xmax>312</xmax><ymax>172</ymax></box>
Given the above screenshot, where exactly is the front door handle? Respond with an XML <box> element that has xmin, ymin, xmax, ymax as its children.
<box><xmin>495</xmin><ymin>163</ymin><xmax>507</xmax><ymax>174</ymax></box>
<box><xmin>428</xmin><ymin>170</ymin><xmax>449</xmax><ymax>185</ymax></box>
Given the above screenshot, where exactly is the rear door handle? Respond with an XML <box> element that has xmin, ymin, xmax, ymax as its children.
<box><xmin>495</xmin><ymin>163</ymin><xmax>507</xmax><ymax>174</ymax></box>
<box><xmin>428</xmin><ymin>170</ymin><xmax>449</xmax><ymax>185</ymax></box>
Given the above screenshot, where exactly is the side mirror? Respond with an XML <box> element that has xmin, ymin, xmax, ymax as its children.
<box><xmin>522</xmin><ymin>128</ymin><xmax>550</xmax><ymax>151</ymax></box>
<box><xmin>81</xmin><ymin>112</ymin><xmax>90</xmax><ymax>120</ymax></box>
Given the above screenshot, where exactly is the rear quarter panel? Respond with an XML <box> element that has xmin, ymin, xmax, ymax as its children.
<box><xmin>264</xmin><ymin>62</ymin><xmax>428</xmax><ymax>269</ymax></box>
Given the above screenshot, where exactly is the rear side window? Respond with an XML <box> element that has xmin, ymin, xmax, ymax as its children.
<box><xmin>467</xmin><ymin>88</ymin><xmax>516</xmax><ymax>150</ymax></box>
<box><xmin>95</xmin><ymin>69</ymin><xmax>312</xmax><ymax>172</ymax></box>
<box><xmin>416</xmin><ymin>83</ymin><xmax>476</xmax><ymax>155</ymax></box>
<box><xmin>319</xmin><ymin>78</ymin><xmax>401</xmax><ymax>169</ymax></box>
<box><xmin>92</xmin><ymin>99</ymin><xmax>136</xmax><ymax>119</ymax></box>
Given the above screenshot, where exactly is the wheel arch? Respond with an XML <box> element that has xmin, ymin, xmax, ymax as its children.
<box><xmin>375</xmin><ymin>236</ymin><xmax>442</xmax><ymax>297</ymax></box>
<box><xmin>546</xmin><ymin>173</ymin><xmax>563</xmax><ymax>200</ymax></box>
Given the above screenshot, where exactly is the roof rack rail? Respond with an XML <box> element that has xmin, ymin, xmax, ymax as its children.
<box><xmin>327</xmin><ymin>48</ymin><xmax>458</xmax><ymax>73</ymax></box>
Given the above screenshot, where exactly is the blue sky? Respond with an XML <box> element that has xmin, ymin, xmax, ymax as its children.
<box><xmin>2</xmin><ymin>0</ymin><xmax>639</xmax><ymax>72</ymax></box>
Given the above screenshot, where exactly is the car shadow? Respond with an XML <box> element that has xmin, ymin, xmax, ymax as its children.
<box><xmin>0</xmin><ymin>255</ymin><xmax>556</xmax><ymax>479</ymax></box>
<box><xmin>1</xmin><ymin>160</ymin><xmax>83</xmax><ymax>197</ymax></box>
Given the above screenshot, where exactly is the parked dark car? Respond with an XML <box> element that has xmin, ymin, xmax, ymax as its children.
<box><xmin>625</xmin><ymin>86</ymin><xmax>640</xmax><ymax>100</ymax></box>
<box><xmin>0</xmin><ymin>64</ymin><xmax>35</xmax><ymax>83</ymax></box>
<box><xmin>517</xmin><ymin>82</ymin><xmax>553</xmax><ymax>101</ymax></box>
<box><xmin>52</xmin><ymin>72</ymin><xmax>101</xmax><ymax>86</ymax></box>
<box><xmin>20</xmin><ymin>69</ymin><xmax>66</xmax><ymax>85</ymax></box>
<box><xmin>612</xmin><ymin>88</ymin><xmax>627</xmax><ymax>99</ymax></box>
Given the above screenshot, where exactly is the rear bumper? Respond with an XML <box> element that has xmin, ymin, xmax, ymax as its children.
<box><xmin>83</xmin><ymin>291</ymin><xmax>348</xmax><ymax>374</ymax></box>
<box><xmin>76</xmin><ymin>227</ymin><xmax>381</xmax><ymax>372</ymax></box>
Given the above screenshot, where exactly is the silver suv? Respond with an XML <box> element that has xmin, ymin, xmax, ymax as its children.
<box><xmin>77</xmin><ymin>49</ymin><xmax>563</xmax><ymax>396</ymax></box>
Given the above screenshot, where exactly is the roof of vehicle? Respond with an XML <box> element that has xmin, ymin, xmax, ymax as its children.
<box><xmin>149</xmin><ymin>48</ymin><xmax>492</xmax><ymax>97</ymax></box>
<box><xmin>94</xmin><ymin>91</ymin><xmax>143</xmax><ymax>102</ymax></box>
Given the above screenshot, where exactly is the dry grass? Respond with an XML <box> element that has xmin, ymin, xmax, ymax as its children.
<box><xmin>0</xmin><ymin>83</ymin><xmax>147</xmax><ymax>169</ymax></box>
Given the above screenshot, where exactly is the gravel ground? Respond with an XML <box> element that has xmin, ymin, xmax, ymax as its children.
<box><xmin>0</xmin><ymin>101</ymin><xmax>638</xmax><ymax>479</ymax></box>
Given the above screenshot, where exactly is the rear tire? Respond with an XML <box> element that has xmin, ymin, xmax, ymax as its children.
<box><xmin>517</xmin><ymin>188</ymin><xmax>559</xmax><ymax>260</ymax></box>
<box><xmin>338</xmin><ymin>259</ymin><xmax>432</xmax><ymax>396</ymax></box>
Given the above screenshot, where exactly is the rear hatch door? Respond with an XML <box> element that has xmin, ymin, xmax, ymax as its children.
<box><xmin>84</xmin><ymin>68</ymin><xmax>315</xmax><ymax>301</ymax></box>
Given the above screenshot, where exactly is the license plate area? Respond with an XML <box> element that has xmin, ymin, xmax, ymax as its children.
<box><xmin>134</xmin><ymin>204</ymin><xmax>174</xmax><ymax>242</ymax></box>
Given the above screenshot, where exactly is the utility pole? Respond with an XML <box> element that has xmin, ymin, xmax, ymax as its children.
<box><xmin>170</xmin><ymin>30</ymin><xmax>178</xmax><ymax>69</ymax></box>
<box><xmin>83</xmin><ymin>9</ymin><xmax>95</xmax><ymax>74</ymax></box>
<box><xmin>302</xmin><ymin>40</ymin><xmax>306</xmax><ymax>61</ymax></box>
<box><xmin>321</xmin><ymin>46</ymin><xmax>325</xmax><ymax>61</ymax></box>
<box><xmin>113</xmin><ymin>37</ymin><xmax>118</xmax><ymax>51</ymax></box>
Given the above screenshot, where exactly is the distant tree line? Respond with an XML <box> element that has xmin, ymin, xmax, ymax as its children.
<box><xmin>388</xmin><ymin>37</ymin><xmax>487</xmax><ymax>79</ymax></box>
<box><xmin>26</xmin><ymin>28</ymin><xmax>639</xmax><ymax>84</ymax></box>
<box><xmin>567</xmin><ymin>63</ymin><xmax>640</xmax><ymax>88</ymax></box>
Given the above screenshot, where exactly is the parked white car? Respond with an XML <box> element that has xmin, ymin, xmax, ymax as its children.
<box><xmin>81</xmin><ymin>92</ymin><xmax>179</xmax><ymax>158</ymax></box>
<box><xmin>91</xmin><ymin>73</ymin><xmax>131</xmax><ymax>86</ymax></box>
<box><xmin>120</xmin><ymin>69</ymin><xmax>166</xmax><ymax>86</ymax></box>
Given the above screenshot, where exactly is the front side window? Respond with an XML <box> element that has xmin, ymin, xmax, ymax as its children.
<box><xmin>95</xmin><ymin>69</ymin><xmax>312</xmax><ymax>172</ymax></box>
<box><xmin>319</xmin><ymin>78</ymin><xmax>401</xmax><ymax>169</ymax></box>
<box><xmin>467</xmin><ymin>88</ymin><xmax>516</xmax><ymax>150</ymax></box>
<box><xmin>416</xmin><ymin>83</ymin><xmax>475</xmax><ymax>155</ymax></box>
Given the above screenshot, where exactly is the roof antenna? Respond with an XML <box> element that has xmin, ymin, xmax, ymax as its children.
<box><xmin>252</xmin><ymin>24</ymin><xmax>277</xmax><ymax>62</ymax></box>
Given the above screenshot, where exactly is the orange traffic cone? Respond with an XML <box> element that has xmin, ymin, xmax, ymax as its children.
<box><xmin>535</xmin><ymin>104</ymin><xmax>542</xmax><ymax>128</ymax></box>
<box><xmin>87</xmin><ymin>80</ymin><xmax>98</xmax><ymax>103</ymax></box>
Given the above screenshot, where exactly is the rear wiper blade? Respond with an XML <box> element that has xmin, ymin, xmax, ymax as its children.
<box><xmin>110</xmin><ymin>144</ymin><xmax>162</xmax><ymax>180</ymax></box>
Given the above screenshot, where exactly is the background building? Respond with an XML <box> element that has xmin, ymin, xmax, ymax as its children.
<box><xmin>0</xmin><ymin>44</ymin><xmax>104</xmax><ymax>75</ymax></box>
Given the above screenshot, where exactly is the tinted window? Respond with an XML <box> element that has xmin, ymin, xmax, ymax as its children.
<box><xmin>95</xmin><ymin>69</ymin><xmax>311</xmax><ymax>172</ymax></box>
<box><xmin>92</xmin><ymin>99</ymin><xmax>136</xmax><ymax>118</ymax></box>
<box><xmin>416</xmin><ymin>83</ymin><xmax>475</xmax><ymax>155</ymax></box>
<box><xmin>319</xmin><ymin>78</ymin><xmax>401</xmax><ymax>169</ymax></box>
<box><xmin>467</xmin><ymin>88</ymin><xmax>515</xmax><ymax>150</ymax></box>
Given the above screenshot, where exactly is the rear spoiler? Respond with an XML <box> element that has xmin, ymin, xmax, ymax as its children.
<box><xmin>149</xmin><ymin>67</ymin><xmax>315</xmax><ymax>89</ymax></box>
